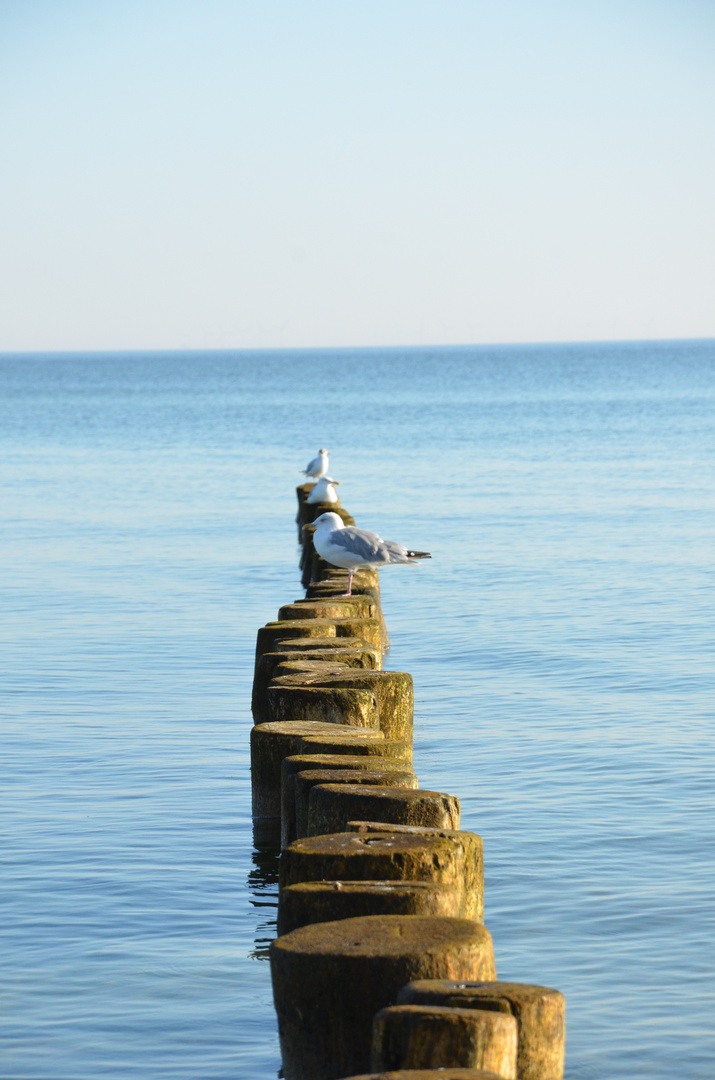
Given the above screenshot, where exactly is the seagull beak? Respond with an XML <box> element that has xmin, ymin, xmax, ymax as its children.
<box><xmin>303</xmin><ymin>523</ymin><xmax>317</xmax><ymax>533</ymax></box>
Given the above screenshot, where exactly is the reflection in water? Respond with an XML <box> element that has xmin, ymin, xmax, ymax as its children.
<box><xmin>249</xmin><ymin>824</ymin><xmax>281</xmax><ymax>961</ymax></box>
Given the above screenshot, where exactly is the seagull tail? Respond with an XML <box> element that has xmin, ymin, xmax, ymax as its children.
<box><xmin>406</xmin><ymin>550</ymin><xmax>431</xmax><ymax>560</ymax></box>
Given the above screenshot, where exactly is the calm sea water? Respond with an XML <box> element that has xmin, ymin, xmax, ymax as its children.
<box><xmin>1</xmin><ymin>342</ymin><xmax>714</xmax><ymax>1079</ymax></box>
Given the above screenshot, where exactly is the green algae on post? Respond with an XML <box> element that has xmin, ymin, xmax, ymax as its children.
<box><xmin>265</xmin><ymin>684</ymin><xmax>381</xmax><ymax>729</ymax></box>
<box><xmin>255</xmin><ymin>616</ymin><xmax>384</xmax><ymax>671</ymax></box>
<box><xmin>278</xmin><ymin>597</ymin><xmax>376</xmax><ymax>621</ymax></box>
<box><xmin>269</xmin><ymin>669</ymin><xmax>413</xmax><ymax>743</ymax></box>
<box><xmin>298</xmin><ymin>732</ymin><xmax>412</xmax><ymax>764</ymax></box>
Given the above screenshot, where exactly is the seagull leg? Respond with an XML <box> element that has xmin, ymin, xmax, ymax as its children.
<box><xmin>337</xmin><ymin>568</ymin><xmax>355</xmax><ymax>597</ymax></box>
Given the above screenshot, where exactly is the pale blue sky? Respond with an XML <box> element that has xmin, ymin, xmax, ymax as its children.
<box><xmin>1</xmin><ymin>0</ymin><xmax>713</xmax><ymax>350</ymax></box>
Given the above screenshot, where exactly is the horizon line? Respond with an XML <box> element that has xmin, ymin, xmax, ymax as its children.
<box><xmin>1</xmin><ymin>334</ymin><xmax>714</xmax><ymax>359</ymax></box>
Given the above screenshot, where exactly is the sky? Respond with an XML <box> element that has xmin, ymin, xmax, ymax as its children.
<box><xmin>0</xmin><ymin>0</ymin><xmax>714</xmax><ymax>352</ymax></box>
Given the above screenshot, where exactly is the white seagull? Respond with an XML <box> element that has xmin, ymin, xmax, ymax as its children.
<box><xmin>302</xmin><ymin>448</ymin><xmax>329</xmax><ymax>480</ymax></box>
<box><xmin>304</xmin><ymin>511</ymin><xmax>431</xmax><ymax>595</ymax></box>
<box><xmin>306</xmin><ymin>476</ymin><xmax>340</xmax><ymax>505</ymax></box>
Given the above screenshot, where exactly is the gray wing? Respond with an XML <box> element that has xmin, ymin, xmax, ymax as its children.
<box><xmin>331</xmin><ymin>526</ymin><xmax>392</xmax><ymax>563</ymax></box>
<box><xmin>381</xmin><ymin>539</ymin><xmax>411</xmax><ymax>560</ymax></box>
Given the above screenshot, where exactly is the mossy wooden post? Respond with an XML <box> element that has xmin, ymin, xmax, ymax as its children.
<box><xmin>396</xmin><ymin>981</ymin><xmax>566</xmax><ymax>1080</ymax></box>
<box><xmin>277</xmin><ymin>879</ymin><xmax>462</xmax><ymax>935</ymax></box>
<box><xmin>255</xmin><ymin>617</ymin><xmax>384</xmax><ymax>675</ymax></box>
<box><xmin>371</xmin><ymin>1004</ymin><xmax>517</xmax><ymax>1078</ymax></box>
<box><xmin>255</xmin><ymin>619</ymin><xmax>337</xmax><ymax>662</ymax></box>
<box><xmin>272</xmin><ymin>635</ymin><xmax>381</xmax><ymax>667</ymax></box>
<box><xmin>346</xmin><ymin>824</ymin><xmax>484</xmax><ymax>922</ymax></box>
<box><xmin>281</xmin><ymin>755</ymin><xmax>417</xmax><ymax>849</ymax></box>
<box><xmin>254</xmin><ymin>651</ymin><xmax>377</xmax><ymax>721</ymax></box>
<box><xmin>271</xmin><ymin>659</ymin><xmax>355</xmax><ymax>682</ymax></box>
<box><xmin>278</xmin><ymin>597</ymin><xmax>375</xmax><ymax>621</ymax></box>
<box><xmin>302</xmin><ymin>547</ymin><xmax>330</xmax><ymax>590</ymax></box>
<box><xmin>255</xmin><ymin>658</ymin><xmax>358</xmax><ymax>725</ymax></box>
<box><xmin>307</xmin><ymin>571</ymin><xmax>380</xmax><ymax>601</ymax></box>
<box><xmin>306</xmin><ymin>566</ymin><xmax>390</xmax><ymax>650</ymax></box>
<box><xmin>270</xmin><ymin>915</ymin><xmax>497</xmax><ymax>1080</ymax></box>
<box><xmin>295</xmin><ymin>481</ymin><xmax>315</xmax><ymax>535</ymax></box>
<box><xmin>307</xmin><ymin>565</ymin><xmax>380</xmax><ymax>594</ymax></box>
<box><xmin>269</xmin><ymin>670</ymin><xmax>413</xmax><ymax>743</ymax></box>
<box><xmin>326</xmin><ymin>617</ymin><xmax>385</xmax><ymax>648</ymax></box>
<box><xmin>258</xmin><ymin>639</ymin><xmax>381</xmax><ymax>684</ymax></box>
<box><xmin>298</xmin><ymin>732</ymin><xmax>411</xmax><ymax>764</ymax></box>
<box><xmin>279</xmin><ymin>834</ymin><xmax>482</xmax><ymax>923</ymax></box>
<box><xmin>265</xmin><ymin>684</ymin><xmax>381</xmax><ymax>729</ymax></box>
<box><xmin>272</xmin><ymin>652</ymin><xmax>352</xmax><ymax>678</ymax></box>
<box><xmin>253</xmin><ymin>638</ymin><xmax>382</xmax><ymax>719</ymax></box>
<box><xmin>273</xmin><ymin>658</ymin><xmax>370</xmax><ymax>678</ymax></box>
<box><xmin>308</xmin><ymin>785</ymin><xmax>460</xmax><ymax>838</ymax></box>
<box><xmin>270</xmin><ymin>659</ymin><xmax>364</xmax><ymax>684</ymax></box>
<box><xmin>250</xmin><ymin>721</ymin><xmax>385</xmax><ymax>823</ymax></box>
<box><xmin>293</xmin><ymin>770</ymin><xmax>417</xmax><ymax>840</ymax></box>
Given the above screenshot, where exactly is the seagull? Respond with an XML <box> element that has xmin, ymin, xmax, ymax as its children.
<box><xmin>303</xmin><ymin>511</ymin><xmax>431</xmax><ymax>595</ymax></box>
<box><xmin>302</xmin><ymin>448</ymin><xmax>329</xmax><ymax>480</ymax></box>
<box><xmin>306</xmin><ymin>476</ymin><xmax>340</xmax><ymax>505</ymax></box>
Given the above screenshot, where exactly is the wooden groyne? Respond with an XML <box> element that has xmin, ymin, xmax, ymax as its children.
<box><xmin>250</xmin><ymin>482</ymin><xmax>565</xmax><ymax>1080</ymax></box>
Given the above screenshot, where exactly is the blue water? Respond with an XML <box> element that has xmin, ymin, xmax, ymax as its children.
<box><xmin>1</xmin><ymin>342</ymin><xmax>714</xmax><ymax>1078</ymax></box>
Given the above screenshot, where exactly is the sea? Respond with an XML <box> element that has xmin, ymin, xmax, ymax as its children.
<box><xmin>1</xmin><ymin>341</ymin><xmax>714</xmax><ymax>1079</ymax></box>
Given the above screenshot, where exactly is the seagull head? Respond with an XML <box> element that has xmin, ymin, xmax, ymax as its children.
<box><xmin>303</xmin><ymin>511</ymin><xmax>343</xmax><ymax>534</ymax></box>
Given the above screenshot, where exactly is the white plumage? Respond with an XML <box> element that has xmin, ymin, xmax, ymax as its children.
<box><xmin>304</xmin><ymin>511</ymin><xmax>431</xmax><ymax>595</ymax></box>
<box><xmin>306</xmin><ymin>476</ymin><xmax>340</xmax><ymax>505</ymax></box>
<box><xmin>302</xmin><ymin>448</ymin><xmax>329</xmax><ymax>479</ymax></box>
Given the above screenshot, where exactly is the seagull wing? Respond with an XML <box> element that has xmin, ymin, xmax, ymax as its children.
<box><xmin>380</xmin><ymin>539</ymin><xmax>411</xmax><ymax>561</ymax></box>
<box><xmin>329</xmin><ymin>526</ymin><xmax>389</xmax><ymax>563</ymax></box>
<box><xmin>379</xmin><ymin>539</ymin><xmax>429</xmax><ymax>563</ymax></box>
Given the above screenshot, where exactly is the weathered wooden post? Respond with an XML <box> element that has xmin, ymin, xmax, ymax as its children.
<box><xmin>250</xmin><ymin>722</ymin><xmax>385</xmax><ymax>823</ymax></box>
<box><xmin>277</xmin><ymin>879</ymin><xmax>462</xmax><ymax>935</ymax></box>
<box><xmin>396</xmin><ymin>981</ymin><xmax>566</xmax><ymax>1080</ymax></box>
<box><xmin>270</xmin><ymin>915</ymin><xmax>496</xmax><ymax>1080</ymax></box>
<box><xmin>281</xmin><ymin>754</ymin><xmax>418</xmax><ymax>848</ymax></box>
<box><xmin>308</xmin><ymin>784</ymin><xmax>460</xmax><ymax>838</ymax></box>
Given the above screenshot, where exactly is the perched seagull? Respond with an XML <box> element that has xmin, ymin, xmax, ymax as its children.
<box><xmin>306</xmin><ymin>476</ymin><xmax>340</xmax><ymax>505</ymax></box>
<box><xmin>303</xmin><ymin>448</ymin><xmax>329</xmax><ymax>480</ymax></box>
<box><xmin>304</xmin><ymin>511</ymin><xmax>431</xmax><ymax>595</ymax></box>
